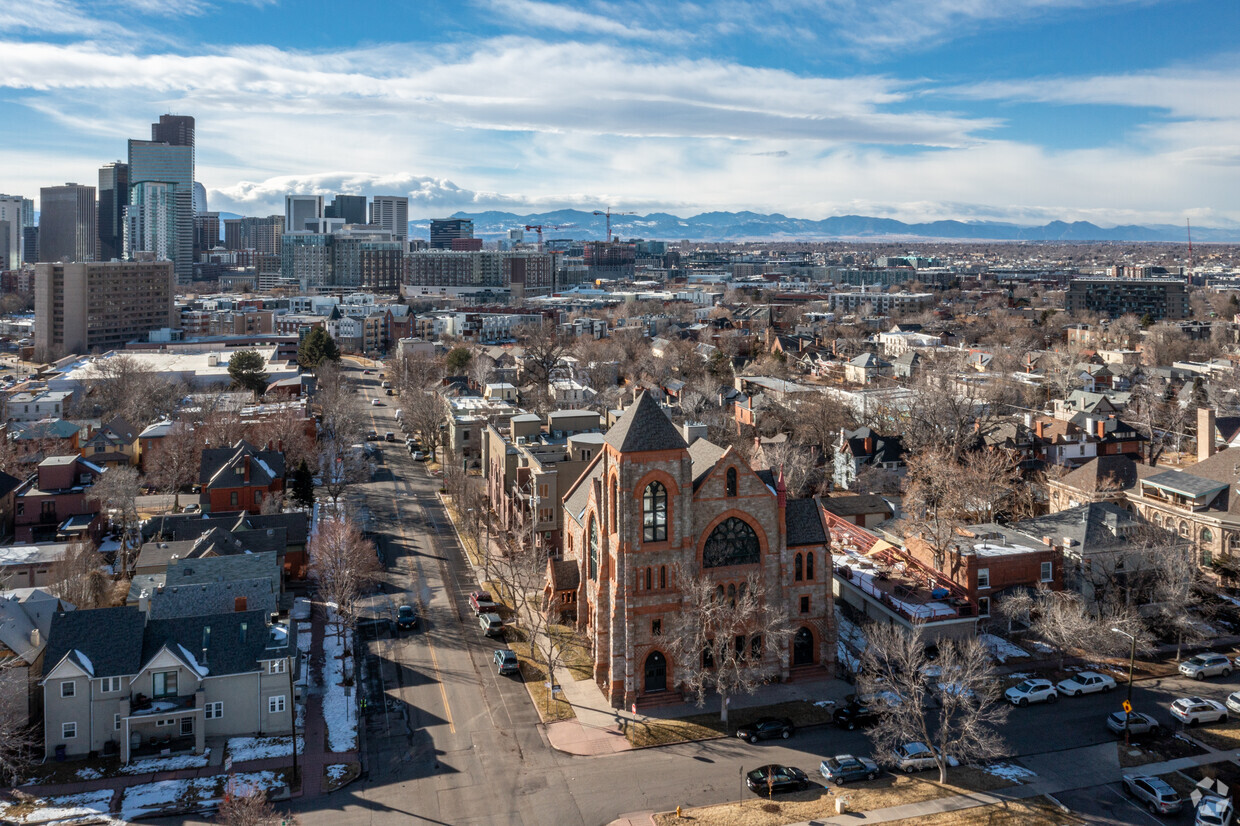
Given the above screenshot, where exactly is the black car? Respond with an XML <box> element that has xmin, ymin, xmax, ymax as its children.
<box><xmin>834</xmin><ymin>701</ymin><xmax>880</xmax><ymax>731</ymax></box>
<box><xmin>396</xmin><ymin>604</ymin><xmax>418</xmax><ymax>630</ymax></box>
<box><xmin>736</xmin><ymin>717</ymin><xmax>794</xmax><ymax>744</ymax></box>
<box><xmin>746</xmin><ymin>764</ymin><xmax>811</xmax><ymax>796</ymax></box>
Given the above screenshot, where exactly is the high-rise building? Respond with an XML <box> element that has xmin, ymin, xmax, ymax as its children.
<box><xmin>280</xmin><ymin>232</ymin><xmax>331</xmax><ymax>292</ymax></box>
<box><xmin>1065</xmin><ymin>277</ymin><xmax>1189</xmax><ymax>321</ymax></box>
<box><xmin>34</xmin><ymin>260</ymin><xmax>177</xmax><ymax>361</ymax></box>
<box><xmin>331</xmin><ymin>230</ymin><xmax>403</xmax><ymax>292</ymax></box>
<box><xmin>430</xmin><ymin>218</ymin><xmax>472</xmax><ymax>250</ymax></box>
<box><xmin>125</xmin><ymin>182</ymin><xmax>175</xmax><ymax>262</ymax></box>
<box><xmin>22</xmin><ymin>226</ymin><xmax>38</xmax><ymax>265</ymax></box>
<box><xmin>370</xmin><ymin>196</ymin><xmax>409</xmax><ymax>243</ymax></box>
<box><xmin>284</xmin><ymin>195</ymin><xmax>323</xmax><ymax>233</ymax></box>
<box><xmin>98</xmin><ymin>162</ymin><xmax>129</xmax><ymax>262</ymax></box>
<box><xmin>194</xmin><ymin>212</ymin><xmax>220</xmax><ymax>257</ymax></box>
<box><xmin>192</xmin><ymin>182</ymin><xmax>208</xmax><ymax>215</ymax></box>
<box><xmin>128</xmin><ymin>137</ymin><xmax>194</xmax><ymax>284</ymax></box>
<box><xmin>39</xmin><ymin>184</ymin><xmax>97</xmax><ymax>264</ymax></box>
<box><xmin>405</xmin><ymin>250</ymin><xmax>554</xmax><ymax>292</ymax></box>
<box><xmin>0</xmin><ymin>194</ymin><xmax>24</xmax><ymax>269</ymax></box>
<box><xmin>151</xmin><ymin>114</ymin><xmax>195</xmax><ymax>156</ymax></box>
<box><xmin>224</xmin><ymin>215</ymin><xmax>284</xmax><ymax>253</ymax></box>
<box><xmin>325</xmin><ymin>195</ymin><xmax>366</xmax><ymax>225</ymax></box>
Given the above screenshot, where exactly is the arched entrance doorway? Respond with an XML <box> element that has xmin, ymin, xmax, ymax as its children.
<box><xmin>644</xmin><ymin>651</ymin><xmax>667</xmax><ymax>693</ymax></box>
<box><xmin>792</xmin><ymin>627</ymin><xmax>815</xmax><ymax>666</ymax></box>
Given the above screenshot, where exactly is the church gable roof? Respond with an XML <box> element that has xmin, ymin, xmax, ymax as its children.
<box><xmin>688</xmin><ymin>439</ymin><xmax>727</xmax><ymax>492</ymax></box>
<box><xmin>604</xmin><ymin>392</ymin><xmax>687</xmax><ymax>454</ymax></box>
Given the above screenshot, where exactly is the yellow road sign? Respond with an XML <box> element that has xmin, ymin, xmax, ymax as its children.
<box><xmin>1122</xmin><ymin>700</ymin><xmax>1133</xmax><ymax>713</ymax></box>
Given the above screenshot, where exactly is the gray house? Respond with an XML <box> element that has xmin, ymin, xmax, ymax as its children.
<box><xmin>41</xmin><ymin>607</ymin><xmax>297</xmax><ymax>763</ymax></box>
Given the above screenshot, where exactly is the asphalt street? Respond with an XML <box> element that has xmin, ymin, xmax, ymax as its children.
<box><xmin>157</xmin><ymin>363</ymin><xmax>1240</xmax><ymax>825</ymax></box>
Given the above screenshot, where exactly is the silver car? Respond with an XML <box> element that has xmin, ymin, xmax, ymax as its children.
<box><xmin>1122</xmin><ymin>774</ymin><xmax>1183</xmax><ymax>815</ymax></box>
<box><xmin>1107</xmin><ymin>711</ymin><xmax>1161</xmax><ymax>737</ymax></box>
<box><xmin>1180</xmin><ymin>653</ymin><xmax>1233</xmax><ymax>681</ymax></box>
<box><xmin>1005</xmin><ymin>679</ymin><xmax>1058</xmax><ymax>707</ymax></box>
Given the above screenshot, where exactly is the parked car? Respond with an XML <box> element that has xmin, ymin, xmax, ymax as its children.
<box><xmin>182</xmin><ymin>503</ymin><xmax>200</xmax><ymax>513</ymax></box>
<box><xmin>1197</xmin><ymin>794</ymin><xmax>1235</xmax><ymax>826</ymax></box>
<box><xmin>1107</xmin><ymin>711</ymin><xmax>1162</xmax><ymax>737</ymax></box>
<box><xmin>412</xmin><ymin>451</ymin><xmax>427</xmax><ymax>461</ymax></box>
<box><xmin>396</xmin><ymin>604</ymin><xmax>418</xmax><ymax>630</ymax></box>
<box><xmin>1057</xmin><ymin>671</ymin><xmax>1117</xmax><ymax>697</ymax></box>
<box><xmin>1122</xmin><ymin>773</ymin><xmax>1183</xmax><ymax>816</ymax></box>
<box><xmin>1170</xmin><ymin>696</ymin><xmax>1229</xmax><ymax>726</ymax></box>
<box><xmin>372</xmin><ymin>398</ymin><xmax>383</xmax><ymax>406</ymax></box>
<box><xmin>493</xmin><ymin>649</ymin><xmax>520</xmax><ymax>675</ymax></box>
<box><xmin>385</xmin><ymin>432</ymin><xmax>395</xmax><ymax>442</ymax></box>
<box><xmin>890</xmin><ymin>742</ymin><xmax>957</xmax><ymax>773</ymax></box>
<box><xmin>469</xmin><ymin>591</ymin><xmax>497</xmax><ymax>615</ymax></box>
<box><xmin>366</xmin><ymin>430</ymin><xmax>379</xmax><ymax>441</ymax></box>
<box><xmin>479</xmin><ymin>612</ymin><xmax>504</xmax><ymax>637</ymax></box>
<box><xmin>736</xmin><ymin>717</ymin><xmax>794</xmax><ymax>744</ymax></box>
<box><xmin>1226</xmin><ymin>691</ymin><xmax>1240</xmax><ymax>715</ymax></box>
<box><xmin>363</xmin><ymin>369</ymin><xmax>372</xmax><ymax>375</ymax></box>
<box><xmin>834</xmin><ymin>700</ymin><xmax>881</xmax><ymax>731</ymax></box>
<box><xmin>1005</xmin><ymin>679</ymin><xmax>1059</xmax><ymax>707</ymax></box>
<box><xmin>1180</xmin><ymin>653</ymin><xmax>1233</xmax><ymax>681</ymax></box>
<box><xmin>819</xmin><ymin>755</ymin><xmax>880</xmax><ymax>785</ymax></box>
<box><xmin>744</xmin><ymin>764</ymin><xmax>811</xmax><ymax>796</ymax></box>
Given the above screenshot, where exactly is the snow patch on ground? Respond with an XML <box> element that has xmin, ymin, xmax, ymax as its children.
<box><xmin>1026</xmin><ymin>640</ymin><xmax>1055</xmax><ymax>654</ymax></box>
<box><xmin>120</xmin><ymin>777</ymin><xmax>218</xmax><ymax>821</ymax></box>
<box><xmin>74</xmin><ymin>767</ymin><xmax>104</xmax><ymax>780</ymax></box>
<box><xmin>323</xmin><ymin>609</ymin><xmax>358</xmax><ymax>753</ymax></box>
<box><xmin>835</xmin><ymin>606</ymin><xmax>867</xmax><ymax>675</ymax></box>
<box><xmin>981</xmin><ymin>762</ymin><xmax>1038</xmax><ymax>782</ymax></box>
<box><xmin>227</xmin><ymin>735</ymin><xmax>302</xmax><ymax>763</ymax></box>
<box><xmin>0</xmin><ymin>789</ymin><xmax>115</xmax><ymax>824</ymax></box>
<box><xmin>979</xmin><ymin>634</ymin><xmax>1030</xmax><ymax>664</ymax></box>
<box><xmin>227</xmin><ymin>770</ymin><xmax>283</xmax><ymax>797</ymax></box>
<box><xmin>119</xmin><ymin>750</ymin><xmax>210</xmax><ymax>775</ymax></box>
<box><xmin>326</xmin><ymin>764</ymin><xmax>350</xmax><ymax>781</ymax></box>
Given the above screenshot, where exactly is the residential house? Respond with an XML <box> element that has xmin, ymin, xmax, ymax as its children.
<box><xmin>128</xmin><ymin>551</ymin><xmax>282</xmax><ymax>615</ymax></box>
<box><xmin>833</xmin><ymin>427</ymin><xmax>906</xmax><ymax>491</ymax></box>
<box><xmin>41</xmin><ymin>606</ymin><xmax>297</xmax><ymax>763</ymax></box>
<box><xmin>844</xmin><ymin>352</ymin><xmax>890</xmax><ymax>385</ymax></box>
<box><xmin>134</xmin><ymin>527</ymin><xmax>288</xmax><ymax>578</ymax></box>
<box><xmin>0</xmin><ymin>588</ymin><xmax>74</xmax><ymax>727</ymax></box>
<box><xmin>140</xmin><ymin>511</ymin><xmax>308</xmax><ymax>578</ymax></box>
<box><xmin>80</xmin><ymin>417</ymin><xmax>139</xmax><ymax>469</ymax></box>
<box><xmin>821</xmin><ymin>494</ymin><xmax>894</xmax><ymax>529</ymax></box>
<box><xmin>198</xmin><ymin>441</ymin><xmax>285</xmax><ymax>514</ymax></box>
<box><xmin>891</xmin><ymin>350</ymin><xmax>921</xmax><ymax>379</ymax></box>
<box><xmin>0</xmin><ymin>469</ymin><xmax>22</xmax><ymax>540</ymax></box>
<box><xmin>4</xmin><ymin>390</ymin><xmax>72</xmax><ymax>424</ymax></box>
<box><xmin>12</xmin><ymin>456</ymin><xmax>104</xmax><ymax>543</ymax></box>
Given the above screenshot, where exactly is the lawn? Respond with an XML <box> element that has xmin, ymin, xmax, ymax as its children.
<box><xmin>627</xmin><ymin>700</ymin><xmax>839</xmax><ymax>748</ymax></box>
<box><xmin>651</xmin><ymin>765</ymin><xmax>1025</xmax><ymax>826</ymax></box>
<box><xmin>550</xmin><ymin>624</ymin><xmax>594</xmax><ymax>681</ymax></box>
<box><xmin>506</xmin><ymin>627</ymin><xmax>575</xmax><ymax>723</ymax></box>
<box><xmin>1117</xmin><ymin>730</ymin><xmax>1206</xmax><ymax>768</ymax></box>
<box><xmin>1184</xmin><ymin>718</ymin><xmax>1240</xmax><ymax>751</ymax></box>
<box><xmin>882</xmin><ymin>796</ymin><xmax>1084</xmax><ymax>826</ymax></box>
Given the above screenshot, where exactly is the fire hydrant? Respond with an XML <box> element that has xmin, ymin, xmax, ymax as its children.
<box><xmin>676</xmin><ymin>805</ymin><xmax>683</xmax><ymax>818</ymax></box>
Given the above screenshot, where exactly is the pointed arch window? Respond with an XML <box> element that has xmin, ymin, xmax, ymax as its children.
<box><xmin>643</xmin><ymin>481</ymin><xmax>668</xmax><ymax>542</ymax></box>
<box><xmin>726</xmin><ymin>467</ymin><xmax>738</xmax><ymax>497</ymax></box>
<box><xmin>805</xmin><ymin>551</ymin><xmax>815</xmax><ymax>581</ymax></box>
<box><xmin>702</xmin><ymin>517</ymin><xmax>761</xmax><ymax>568</ymax></box>
<box><xmin>794</xmin><ymin>553</ymin><xmax>804</xmax><ymax>582</ymax></box>
<box><xmin>588</xmin><ymin>516</ymin><xmax>599</xmax><ymax>580</ymax></box>
<box><xmin>645</xmin><ymin>567</ymin><xmax>653</xmax><ymax>590</ymax></box>
<box><xmin>659</xmin><ymin>565</ymin><xmax>667</xmax><ymax>589</ymax></box>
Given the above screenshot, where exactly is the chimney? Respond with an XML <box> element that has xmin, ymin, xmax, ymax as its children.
<box><xmin>1199</xmin><ymin>407</ymin><xmax>1217</xmax><ymax>462</ymax></box>
<box><xmin>29</xmin><ymin>628</ymin><xmax>40</xmax><ymax>648</ymax></box>
<box><xmin>138</xmin><ymin>591</ymin><xmax>150</xmax><ymax>613</ymax></box>
<box><xmin>1096</xmin><ymin>419</ymin><xmax>1105</xmax><ymax>439</ymax></box>
<box><xmin>1035</xmin><ymin>420</ymin><xmax>1045</xmax><ymax>440</ymax></box>
<box><xmin>243</xmin><ymin>454</ymin><xmax>251</xmax><ymax>482</ymax></box>
<box><xmin>863</xmin><ymin>435</ymin><xmax>874</xmax><ymax>454</ymax></box>
<box><xmin>683</xmin><ymin>422</ymin><xmax>706</xmax><ymax>446</ymax></box>
<box><xmin>1042</xmin><ymin>535</ymin><xmax>1052</xmax><ymax>545</ymax></box>
<box><xmin>277</xmin><ymin>439</ymin><xmax>283</xmax><ymax>453</ymax></box>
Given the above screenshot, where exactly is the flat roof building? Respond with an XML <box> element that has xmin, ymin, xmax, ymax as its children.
<box><xmin>1066</xmin><ymin>278</ymin><xmax>1189</xmax><ymax>321</ymax></box>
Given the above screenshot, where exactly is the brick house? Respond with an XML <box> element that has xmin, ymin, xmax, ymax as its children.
<box><xmin>558</xmin><ymin>393</ymin><xmax>834</xmax><ymax>709</ymax></box>
<box><xmin>198</xmin><ymin>441</ymin><xmax>285</xmax><ymax>514</ymax></box>
<box><xmin>13</xmin><ymin>456</ymin><xmax>104</xmax><ymax>543</ymax></box>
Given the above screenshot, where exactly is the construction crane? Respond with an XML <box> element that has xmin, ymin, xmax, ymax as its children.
<box><xmin>592</xmin><ymin>207</ymin><xmax>636</xmax><ymax>242</ymax></box>
<box><xmin>521</xmin><ymin>224</ymin><xmax>574</xmax><ymax>250</ymax></box>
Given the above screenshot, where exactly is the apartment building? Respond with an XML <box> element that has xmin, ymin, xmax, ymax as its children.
<box><xmin>34</xmin><ymin>261</ymin><xmax>177</xmax><ymax>362</ymax></box>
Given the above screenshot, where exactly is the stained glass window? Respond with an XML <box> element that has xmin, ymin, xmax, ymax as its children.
<box><xmin>643</xmin><ymin>482</ymin><xmax>668</xmax><ymax>542</ymax></box>
<box><xmin>589</xmin><ymin>517</ymin><xmax>599</xmax><ymax>580</ymax></box>
<box><xmin>702</xmin><ymin>517</ymin><xmax>760</xmax><ymax>568</ymax></box>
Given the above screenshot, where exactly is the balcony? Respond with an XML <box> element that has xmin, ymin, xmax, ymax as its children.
<box><xmin>128</xmin><ymin>692</ymin><xmax>196</xmax><ymax>717</ymax></box>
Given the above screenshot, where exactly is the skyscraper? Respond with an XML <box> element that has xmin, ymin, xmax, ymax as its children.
<box><xmin>430</xmin><ymin>218</ymin><xmax>473</xmax><ymax>250</ymax></box>
<box><xmin>39</xmin><ymin>184</ymin><xmax>97</xmax><ymax>263</ymax></box>
<box><xmin>285</xmin><ymin>195</ymin><xmax>323</xmax><ymax>233</ymax></box>
<box><xmin>370</xmin><ymin>196</ymin><xmax>409</xmax><ymax>242</ymax></box>
<box><xmin>128</xmin><ymin>137</ymin><xmax>194</xmax><ymax>284</ymax></box>
<box><xmin>125</xmin><ymin>182</ymin><xmax>175</xmax><ymax>262</ymax></box>
<box><xmin>151</xmin><ymin>115</ymin><xmax>195</xmax><ymax>157</ymax></box>
<box><xmin>0</xmin><ymin>194</ymin><xmax>24</xmax><ymax>269</ymax></box>
<box><xmin>325</xmin><ymin>195</ymin><xmax>366</xmax><ymax>225</ymax></box>
<box><xmin>194</xmin><ymin>212</ymin><xmax>220</xmax><ymax>256</ymax></box>
<box><xmin>98</xmin><ymin>162</ymin><xmax>129</xmax><ymax>262</ymax></box>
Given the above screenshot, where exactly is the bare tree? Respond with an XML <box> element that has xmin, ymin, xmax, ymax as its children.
<box><xmin>401</xmin><ymin>389</ymin><xmax>446</xmax><ymax>462</ymax></box>
<box><xmin>520</xmin><ymin>320</ymin><xmax>567</xmax><ymax>410</ymax></box>
<box><xmin>308</xmin><ymin>516</ymin><xmax>380</xmax><ymax>638</ymax></box>
<box><xmin>665</xmin><ymin>569</ymin><xmax>794</xmax><ymax>725</ymax></box>
<box><xmin>218</xmin><ymin>788</ymin><xmax>295</xmax><ymax>826</ymax></box>
<box><xmin>1149</xmin><ymin>543</ymin><xmax>1211</xmax><ymax>661</ymax></box>
<box><xmin>394</xmin><ymin>348</ymin><xmax>444</xmax><ymax>393</ymax></box>
<box><xmin>0</xmin><ymin>659</ymin><xmax>37</xmax><ymax>787</ymax></box>
<box><xmin>79</xmin><ymin>354</ymin><xmax>188</xmax><ymax>425</ymax></box>
<box><xmin>91</xmin><ymin>465</ymin><xmax>141</xmax><ymax>575</ymax></box>
<box><xmin>199</xmin><ymin>410</ymin><xmax>247</xmax><ymax>451</ymax></box>
<box><xmin>860</xmin><ymin>622</ymin><xmax>1009</xmax><ymax>784</ymax></box>
<box><xmin>49</xmin><ymin>540</ymin><xmax>111</xmax><ymax>609</ymax></box>
<box><xmin>254</xmin><ymin>407</ymin><xmax>317</xmax><ymax>472</ymax></box>
<box><xmin>146</xmin><ymin>421</ymin><xmax>200</xmax><ymax>511</ymax></box>
<box><xmin>755</xmin><ymin>439</ymin><xmax>817</xmax><ymax>498</ymax></box>
<box><xmin>995</xmin><ymin>589</ymin><xmax>1034</xmax><ymax>635</ymax></box>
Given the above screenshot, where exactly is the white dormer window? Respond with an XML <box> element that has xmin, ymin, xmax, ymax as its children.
<box><xmin>269</xmin><ymin>660</ymin><xmax>287</xmax><ymax>674</ymax></box>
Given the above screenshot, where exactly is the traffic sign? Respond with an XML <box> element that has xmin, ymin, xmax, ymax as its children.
<box><xmin>1122</xmin><ymin>700</ymin><xmax>1132</xmax><ymax>713</ymax></box>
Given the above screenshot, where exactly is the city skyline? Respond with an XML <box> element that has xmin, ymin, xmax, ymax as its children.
<box><xmin>1</xmin><ymin>0</ymin><xmax>1238</xmax><ymax>227</ymax></box>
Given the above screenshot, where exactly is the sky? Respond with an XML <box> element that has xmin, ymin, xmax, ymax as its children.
<box><xmin>2</xmin><ymin>0</ymin><xmax>1239</xmax><ymax>227</ymax></box>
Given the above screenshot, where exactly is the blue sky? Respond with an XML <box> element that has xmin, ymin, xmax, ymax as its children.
<box><xmin>2</xmin><ymin>0</ymin><xmax>1238</xmax><ymax>226</ymax></box>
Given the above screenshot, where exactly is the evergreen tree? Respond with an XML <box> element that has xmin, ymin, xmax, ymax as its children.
<box><xmin>228</xmin><ymin>350</ymin><xmax>270</xmax><ymax>395</ymax></box>
<box><xmin>291</xmin><ymin>459</ymin><xmax>316</xmax><ymax>509</ymax></box>
<box><xmin>445</xmin><ymin>346</ymin><xmax>473</xmax><ymax>373</ymax></box>
<box><xmin>298</xmin><ymin>328</ymin><xmax>342</xmax><ymax>369</ymax></box>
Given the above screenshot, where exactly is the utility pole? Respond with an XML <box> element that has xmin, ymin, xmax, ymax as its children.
<box><xmin>1111</xmin><ymin>627</ymin><xmax>1138</xmax><ymax>747</ymax></box>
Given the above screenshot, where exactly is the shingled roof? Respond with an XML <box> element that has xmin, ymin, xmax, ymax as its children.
<box><xmin>604</xmin><ymin>392</ymin><xmax>687</xmax><ymax>454</ymax></box>
<box><xmin>785</xmin><ymin>498</ymin><xmax>827</xmax><ymax>546</ymax></box>
<box><xmin>44</xmin><ymin>606</ymin><xmax>148</xmax><ymax>679</ymax></box>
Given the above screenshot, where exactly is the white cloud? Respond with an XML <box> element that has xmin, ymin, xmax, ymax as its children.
<box><xmin>482</xmin><ymin>0</ymin><xmax>661</xmax><ymax>39</ymax></box>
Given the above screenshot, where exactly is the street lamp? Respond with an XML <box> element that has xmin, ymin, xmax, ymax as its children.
<box><xmin>1111</xmin><ymin>627</ymin><xmax>1137</xmax><ymax>746</ymax></box>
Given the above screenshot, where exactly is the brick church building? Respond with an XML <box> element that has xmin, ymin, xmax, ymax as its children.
<box><xmin>555</xmin><ymin>392</ymin><xmax>834</xmax><ymax>709</ymax></box>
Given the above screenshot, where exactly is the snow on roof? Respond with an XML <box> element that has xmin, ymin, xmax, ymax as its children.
<box><xmin>74</xmin><ymin>649</ymin><xmax>94</xmax><ymax>676</ymax></box>
<box><xmin>177</xmin><ymin>643</ymin><xmax>210</xmax><ymax>677</ymax></box>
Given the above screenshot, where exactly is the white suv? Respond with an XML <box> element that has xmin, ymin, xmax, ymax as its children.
<box><xmin>1170</xmin><ymin>696</ymin><xmax>1228</xmax><ymax>727</ymax></box>
<box><xmin>1180</xmin><ymin>653</ymin><xmax>1233</xmax><ymax>681</ymax></box>
<box><xmin>1005</xmin><ymin>679</ymin><xmax>1058</xmax><ymax>707</ymax></box>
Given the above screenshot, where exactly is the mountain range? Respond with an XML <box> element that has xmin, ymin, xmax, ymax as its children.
<box><xmin>408</xmin><ymin>210</ymin><xmax>1240</xmax><ymax>243</ymax></box>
